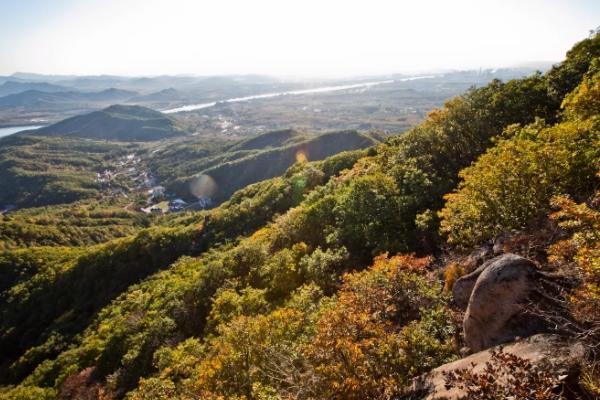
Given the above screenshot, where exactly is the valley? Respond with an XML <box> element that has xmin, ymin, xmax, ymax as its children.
<box><xmin>0</xmin><ymin>68</ymin><xmax>543</xmax><ymax>136</ymax></box>
<box><xmin>0</xmin><ymin>67</ymin><xmax>539</xmax><ymax>216</ymax></box>
<box><xmin>0</xmin><ymin>19</ymin><xmax>598</xmax><ymax>400</ymax></box>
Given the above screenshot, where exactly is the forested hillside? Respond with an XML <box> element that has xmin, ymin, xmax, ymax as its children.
<box><xmin>0</xmin><ymin>33</ymin><xmax>599</xmax><ymax>400</ymax></box>
<box><xmin>31</xmin><ymin>105</ymin><xmax>187</xmax><ymax>141</ymax></box>
<box><xmin>0</xmin><ymin>135</ymin><xmax>137</xmax><ymax>208</ymax></box>
<box><xmin>156</xmin><ymin>130</ymin><xmax>380</xmax><ymax>204</ymax></box>
<box><xmin>0</xmin><ymin>127</ymin><xmax>376</xmax><ymax>212</ymax></box>
<box><xmin>0</xmin><ymin>200</ymin><xmax>151</xmax><ymax>249</ymax></box>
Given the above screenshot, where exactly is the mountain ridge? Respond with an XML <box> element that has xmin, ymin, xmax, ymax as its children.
<box><xmin>29</xmin><ymin>104</ymin><xmax>187</xmax><ymax>141</ymax></box>
<box><xmin>0</xmin><ymin>32</ymin><xmax>598</xmax><ymax>400</ymax></box>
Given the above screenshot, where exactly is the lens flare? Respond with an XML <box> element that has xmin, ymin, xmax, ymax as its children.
<box><xmin>189</xmin><ymin>174</ymin><xmax>218</xmax><ymax>199</ymax></box>
<box><xmin>295</xmin><ymin>150</ymin><xmax>308</xmax><ymax>163</ymax></box>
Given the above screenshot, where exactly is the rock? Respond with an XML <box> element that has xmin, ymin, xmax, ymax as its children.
<box><xmin>463</xmin><ymin>244</ymin><xmax>493</xmax><ymax>269</ymax></box>
<box><xmin>492</xmin><ymin>233</ymin><xmax>508</xmax><ymax>255</ymax></box>
<box><xmin>452</xmin><ymin>255</ymin><xmax>497</xmax><ymax>310</ymax></box>
<box><xmin>462</xmin><ymin>253</ymin><xmax>547</xmax><ymax>353</ymax></box>
<box><xmin>410</xmin><ymin>334</ymin><xmax>585</xmax><ymax>400</ymax></box>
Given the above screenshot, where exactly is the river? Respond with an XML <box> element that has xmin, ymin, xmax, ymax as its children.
<box><xmin>0</xmin><ymin>125</ymin><xmax>44</xmax><ymax>139</ymax></box>
<box><xmin>162</xmin><ymin>76</ymin><xmax>435</xmax><ymax>114</ymax></box>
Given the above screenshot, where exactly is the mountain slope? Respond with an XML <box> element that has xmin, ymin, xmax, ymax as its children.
<box><xmin>226</xmin><ymin>128</ymin><xmax>307</xmax><ymax>151</ymax></box>
<box><xmin>195</xmin><ymin>130</ymin><xmax>379</xmax><ymax>204</ymax></box>
<box><xmin>153</xmin><ymin>130</ymin><xmax>380</xmax><ymax>205</ymax></box>
<box><xmin>31</xmin><ymin>104</ymin><xmax>187</xmax><ymax>141</ymax></box>
<box><xmin>0</xmin><ymin>33</ymin><xmax>598</xmax><ymax>400</ymax></box>
<box><xmin>0</xmin><ymin>135</ymin><xmax>136</xmax><ymax>208</ymax></box>
<box><xmin>129</xmin><ymin>88</ymin><xmax>187</xmax><ymax>103</ymax></box>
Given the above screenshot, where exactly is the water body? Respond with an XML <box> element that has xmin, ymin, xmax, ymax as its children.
<box><xmin>162</xmin><ymin>76</ymin><xmax>435</xmax><ymax>114</ymax></box>
<box><xmin>0</xmin><ymin>125</ymin><xmax>44</xmax><ymax>139</ymax></box>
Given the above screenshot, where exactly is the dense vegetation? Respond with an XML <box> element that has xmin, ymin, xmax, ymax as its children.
<box><xmin>0</xmin><ymin>200</ymin><xmax>151</xmax><ymax>249</ymax></box>
<box><xmin>439</xmin><ymin>58</ymin><xmax>600</xmax><ymax>248</ymax></box>
<box><xmin>0</xmin><ymin>135</ymin><xmax>137</xmax><ymax>208</ymax></box>
<box><xmin>146</xmin><ymin>129</ymin><xmax>315</xmax><ymax>187</ymax></box>
<box><xmin>147</xmin><ymin>129</ymin><xmax>380</xmax><ymax>204</ymax></box>
<box><xmin>0</xmin><ymin>33</ymin><xmax>599</xmax><ymax>400</ymax></box>
<box><xmin>0</xmin><ymin>149</ymin><xmax>367</xmax><ymax>389</ymax></box>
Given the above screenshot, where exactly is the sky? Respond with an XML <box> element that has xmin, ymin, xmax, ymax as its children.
<box><xmin>0</xmin><ymin>0</ymin><xmax>599</xmax><ymax>77</ymax></box>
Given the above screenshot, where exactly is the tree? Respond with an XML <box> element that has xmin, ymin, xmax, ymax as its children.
<box><xmin>439</xmin><ymin>119</ymin><xmax>599</xmax><ymax>247</ymax></box>
<box><xmin>304</xmin><ymin>254</ymin><xmax>454</xmax><ymax>400</ymax></box>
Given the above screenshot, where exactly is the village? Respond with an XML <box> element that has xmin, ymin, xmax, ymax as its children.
<box><xmin>96</xmin><ymin>152</ymin><xmax>211</xmax><ymax>215</ymax></box>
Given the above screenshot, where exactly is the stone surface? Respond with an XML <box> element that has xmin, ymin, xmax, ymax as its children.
<box><xmin>410</xmin><ymin>334</ymin><xmax>585</xmax><ymax>400</ymax></box>
<box><xmin>463</xmin><ymin>253</ymin><xmax>544</xmax><ymax>352</ymax></box>
<box><xmin>452</xmin><ymin>256</ymin><xmax>496</xmax><ymax>310</ymax></box>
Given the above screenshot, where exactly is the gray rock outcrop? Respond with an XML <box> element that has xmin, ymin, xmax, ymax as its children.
<box><xmin>452</xmin><ymin>257</ymin><xmax>495</xmax><ymax>310</ymax></box>
<box><xmin>454</xmin><ymin>253</ymin><xmax>550</xmax><ymax>353</ymax></box>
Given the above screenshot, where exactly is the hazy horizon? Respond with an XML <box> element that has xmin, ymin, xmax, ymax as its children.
<box><xmin>2</xmin><ymin>61</ymin><xmax>559</xmax><ymax>81</ymax></box>
<box><xmin>1</xmin><ymin>0</ymin><xmax>599</xmax><ymax>78</ymax></box>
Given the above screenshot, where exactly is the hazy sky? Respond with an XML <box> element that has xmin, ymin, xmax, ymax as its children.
<box><xmin>1</xmin><ymin>0</ymin><xmax>599</xmax><ymax>77</ymax></box>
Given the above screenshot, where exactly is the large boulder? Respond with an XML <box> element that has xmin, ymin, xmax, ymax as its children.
<box><xmin>410</xmin><ymin>334</ymin><xmax>585</xmax><ymax>400</ymax></box>
<box><xmin>460</xmin><ymin>253</ymin><xmax>548</xmax><ymax>352</ymax></box>
<box><xmin>452</xmin><ymin>256</ymin><xmax>496</xmax><ymax>310</ymax></box>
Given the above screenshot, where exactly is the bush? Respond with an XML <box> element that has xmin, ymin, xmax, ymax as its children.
<box><xmin>439</xmin><ymin>119</ymin><xmax>599</xmax><ymax>247</ymax></box>
<box><xmin>304</xmin><ymin>254</ymin><xmax>455</xmax><ymax>399</ymax></box>
<box><xmin>548</xmin><ymin>188</ymin><xmax>600</xmax><ymax>347</ymax></box>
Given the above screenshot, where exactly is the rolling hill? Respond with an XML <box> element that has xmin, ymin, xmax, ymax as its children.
<box><xmin>0</xmin><ymin>135</ymin><xmax>137</xmax><ymax>208</ymax></box>
<box><xmin>147</xmin><ymin>129</ymin><xmax>380</xmax><ymax>205</ymax></box>
<box><xmin>129</xmin><ymin>88</ymin><xmax>187</xmax><ymax>103</ymax></box>
<box><xmin>195</xmin><ymin>130</ymin><xmax>380</xmax><ymax>204</ymax></box>
<box><xmin>227</xmin><ymin>128</ymin><xmax>309</xmax><ymax>151</ymax></box>
<box><xmin>30</xmin><ymin>104</ymin><xmax>188</xmax><ymax>141</ymax></box>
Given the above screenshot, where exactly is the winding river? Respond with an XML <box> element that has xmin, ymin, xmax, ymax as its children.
<box><xmin>0</xmin><ymin>125</ymin><xmax>44</xmax><ymax>139</ymax></box>
<box><xmin>0</xmin><ymin>76</ymin><xmax>436</xmax><ymax>137</ymax></box>
<box><xmin>162</xmin><ymin>76</ymin><xmax>435</xmax><ymax>114</ymax></box>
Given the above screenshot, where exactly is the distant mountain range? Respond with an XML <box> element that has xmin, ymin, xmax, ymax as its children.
<box><xmin>0</xmin><ymin>74</ymin><xmax>294</xmax><ymax>118</ymax></box>
<box><xmin>0</xmin><ymin>81</ymin><xmax>71</xmax><ymax>97</ymax></box>
<box><xmin>0</xmin><ymin>66</ymin><xmax>559</xmax><ymax>130</ymax></box>
<box><xmin>0</xmin><ymin>88</ymin><xmax>138</xmax><ymax>110</ymax></box>
<box><xmin>0</xmin><ymin>73</ymin><xmax>283</xmax><ymax>92</ymax></box>
<box><xmin>28</xmin><ymin>104</ymin><xmax>188</xmax><ymax>141</ymax></box>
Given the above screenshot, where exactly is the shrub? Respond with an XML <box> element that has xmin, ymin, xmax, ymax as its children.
<box><xmin>548</xmin><ymin>188</ymin><xmax>600</xmax><ymax>347</ymax></box>
<box><xmin>439</xmin><ymin>119</ymin><xmax>599</xmax><ymax>247</ymax></box>
<box><xmin>304</xmin><ymin>254</ymin><xmax>455</xmax><ymax>399</ymax></box>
